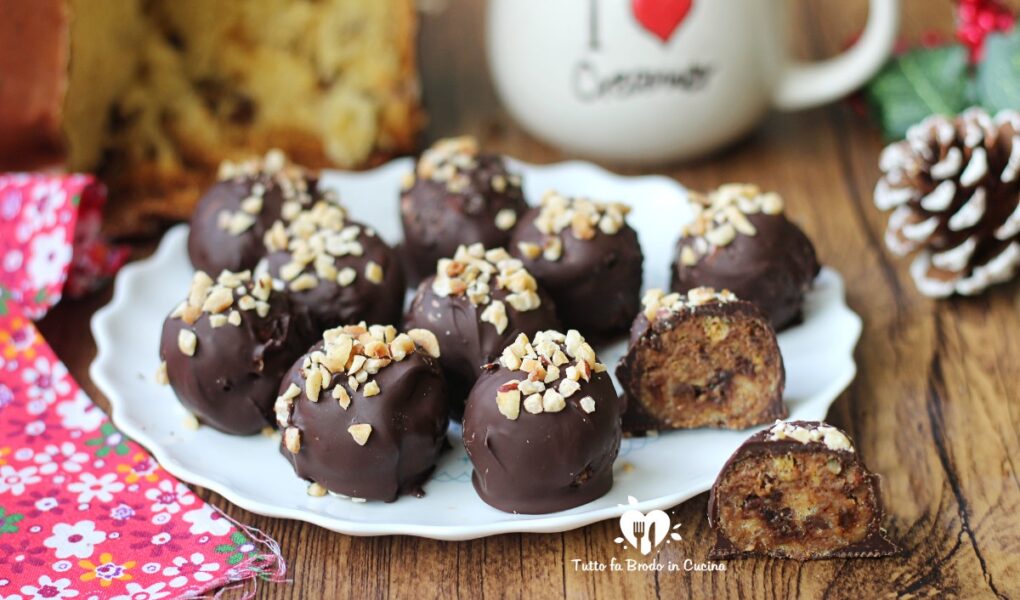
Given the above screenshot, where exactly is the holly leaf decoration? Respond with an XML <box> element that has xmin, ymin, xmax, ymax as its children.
<box><xmin>865</xmin><ymin>44</ymin><xmax>973</xmax><ymax>139</ymax></box>
<box><xmin>976</xmin><ymin>29</ymin><xmax>1020</xmax><ymax>112</ymax></box>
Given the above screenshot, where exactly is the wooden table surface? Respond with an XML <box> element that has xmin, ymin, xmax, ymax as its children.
<box><xmin>38</xmin><ymin>1</ymin><xmax>1020</xmax><ymax>597</ymax></box>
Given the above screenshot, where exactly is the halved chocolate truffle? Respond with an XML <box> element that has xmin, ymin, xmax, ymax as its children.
<box><xmin>262</xmin><ymin>201</ymin><xmax>405</xmax><ymax>332</ymax></box>
<box><xmin>463</xmin><ymin>330</ymin><xmax>622</xmax><ymax>514</ymax></box>
<box><xmin>399</xmin><ymin>136</ymin><xmax>529</xmax><ymax>285</ymax></box>
<box><xmin>510</xmin><ymin>191</ymin><xmax>643</xmax><ymax>338</ymax></box>
<box><xmin>617</xmin><ymin>288</ymin><xmax>786</xmax><ymax>433</ymax></box>
<box><xmin>708</xmin><ymin>420</ymin><xmax>898</xmax><ymax>560</ymax></box>
<box><xmin>405</xmin><ymin>244</ymin><xmax>561</xmax><ymax>415</ymax></box>
<box><xmin>188</xmin><ymin>149</ymin><xmax>336</xmax><ymax>275</ymax></box>
<box><xmin>158</xmin><ymin>270</ymin><xmax>311</xmax><ymax>435</ymax></box>
<box><xmin>276</xmin><ymin>324</ymin><xmax>449</xmax><ymax>502</ymax></box>
<box><xmin>671</xmin><ymin>184</ymin><xmax>819</xmax><ymax>330</ymax></box>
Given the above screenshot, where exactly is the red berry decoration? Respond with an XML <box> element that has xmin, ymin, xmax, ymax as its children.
<box><xmin>957</xmin><ymin>0</ymin><xmax>1016</xmax><ymax>63</ymax></box>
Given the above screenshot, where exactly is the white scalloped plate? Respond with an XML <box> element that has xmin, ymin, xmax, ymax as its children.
<box><xmin>91</xmin><ymin>158</ymin><xmax>861</xmax><ymax>540</ymax></box>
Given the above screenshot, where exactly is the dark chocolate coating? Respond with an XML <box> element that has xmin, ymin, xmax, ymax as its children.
<box><xmin>707</xmin><ymin>421</ymin><xmax>898</xmax><ymax>559</ymax></box>
<box><xmin>509</xmin><ymin>211</ymin><xmax>643</xmax><ymax>338</ymax></box>
<box><xmin>187</xmin><ymin>172</ymin><xmax>319</xmax><ymax>275</ymax></box>
<box><xmin>404</xmin><ymin>277</ymin><xmax>561</xmax><ymax>415</ymax></box>
<box><xmin>266</xmin><ymin>221</ymin><xmax>405</xmax><ymax>332</ymax></box>
<box><xmin>279</xmin><ymin>342</ymin><xmax>449</xmax><ymax>502</ymax></box>
<box><xmin>617</xmin><ymin>299</ymin><xmax>786</xmax><ymax>433</ymax></box>
<box><xmin>671</xmin><ymin>213</ymin><xmax>819</xmax><ymax>331</ymax></box>
<box><xmin>159</xmin><ymin>290</ymin><xmax>311</xmax><ymax>436</ymax></box>
<box><xmin>400</xmin><ymin>154</ymin><xmax>528</xmax><ymax>285</ymax></box>
<box><xmin>463</xmin><ymin>364</ymin><xmax>622</xmax><ymax>514</ymax></box>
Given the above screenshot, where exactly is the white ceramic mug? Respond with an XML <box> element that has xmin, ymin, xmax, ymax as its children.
<box><xmin>486</xmin><ymin>0</ymin><xmax>900</xmax><ymax>163</ymax></box>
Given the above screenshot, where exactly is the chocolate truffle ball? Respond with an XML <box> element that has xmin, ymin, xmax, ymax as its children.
<box><xmin>671</xmin><ymin>184</ymin><xmax>820</xmax><ymax>330</ymax></box>
<box><xmin>188</xmin><ymin>149</ymin><xmax>336</xmax><ymax>275</ymax></box>
<box><xmin>617</xmin><ymin>288</ymin><xmax>786</xmax><ymax>433</ymax></box>
<box><xmin>263</xmin><ymin>201</ymin><xmax>405</xmax><ymax>332</ymax></box>
<box><xmin>158</xmin><ymin>270</ymin><xmax>312</xmax><ymax>435</ymax></box>
<box><xmin>510</xmin><ymin>191</ymin><xmax>643</xmax><ymax>338</ymax></box>
<box><xmin>400</xmin><ymin>136</ymin><xmax>529</xmax><ymax>285</ymax></box>
<box><xmin>276</xmin><ymin>324</ymin><xmax>449</xmax><ymax>502</ymax></box>
<box><xmin>463</xmin><ymin>330</ymin><xmax>622</xmax><ymax>514</ymax></box>
<box><xmin>708</xmin><ymin>421</ymin><xmax>897</xmax><ymax>560</ymax></box>
<box><xmin>405</xmin><ymin>244</ymin><xmax>561</xmax><ymax>415</ymax></box>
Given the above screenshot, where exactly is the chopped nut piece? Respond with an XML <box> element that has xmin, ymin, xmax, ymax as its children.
<box><xmin>182</xmin><ymin>414</ymin><xmax>200</xmax><ymax>430</ymax></box>
<box><xmin>523</xmin><ymin>393</ymin><xmax>544</xmax><ymax>414</ymax></box>
<box><xmin>241</xmin><ymin>196</ymin><xmax>263</xmax><ymax>215</ymax></box>
<box><xmin>408</xmin><ymin>328</ymin><xmax>441</xmax><ymax>358</ymax></box>
<box><xmin>542</xmin><ymin>389</ymin><xmax>566</xmax><ymax>412</ymax></box>
<box><xmin>365</xmin><ymin>261</ymin><xmax>384</xmax><ymax>284</ymax></box>
<box><xmin>305</xmin><ymin>369</ymin><xmax>323</xmax><ymax>401</ymax></box>
<box><xmin>201</xmin><ymin>288</ymin><xmax>234</xmax><ymax>313</ymax></box>
<box><xmin>579</xmin><ymin>396</ymin><xmax>596</xmax><ymax>413</ymax></box>
<box><xmin>680</xmin><ymin>246</ymin><xmax>699</xmax><ymax>267</ymax></box>
<box><xmin>307</xmin><ymin>482</ymin><xmax>327</xmax><ymax>497</ymax></box>
<box><xmin>705</xmin><ymin>223</ymin><xmax>736</xmax><ymax>247</ymax></box>
<box><xmin>348</xmin><ymin>423</ymin><xmax>372</xmax><ymax>446</ymax></box>
<box><xmin>558</xmin><ymin>379</ymin><xmax>581</xmax><ymax>398</ymax></box>
<box><xmin>389</xmin><ymin>334</ymin><xmax>415</xmax><ymax>361</ymax></box>
<box><xmin>480</xmin><ymin>300</ymin><xmax>509</xmax><ymax>334</ymax></box>
<box><xmin>496</xmin><ymin>389</ymin><xmax>522</xmax><ymax>420</ymax></box>
<box><xmin>237</xmin><ymin>295</ymin><xmax>257</xmax><ymax>311</ymax></box>
<box><xmin>228</xmin><ymin>311</ymin><xmax>242</xmax><ymax>326</ymax></box>
<box><xmin>227</xmin><ymin>212</ymin><xmax>256</xmax><ymax>235</ymax></box>
<box><xmin>495</xmin><ymin>208</ymin><xmax>517</xmax><ymax>231</ymax></box>
<box><xmin>289</xmin><ymin>273</ymin><xmax>319</xmax><ymax>292</ymax></box>
<box><xmin>363</xmin><ymin>380</ymin><xmax>381</xmax><ymax>397</ymax></box>
<box><xmin>284</xmin><ymin>427</ymin><xmax>301</xmax><ymax>453</ymax></box>
<box><xmin>333</xmin><ymin>385</ymin><xmax>351</xmax><ymax>409</ymax></box>
<box><xmin>517</xmin><ymin>242</ymin><xmax>542</xmax><ymax>260</ymax></box>
<box><xmin>542</xmin><ymin>236</ymin><xmax>563</xmax><ymax>261</ymax></box>
<box><xmin>155</xmin><ymin>361</ymin><xmax>169</xmax><ymax>385</ymax></box>
<box><xmin>209</xmin><ymin>314</ymin><xmax>228</xmax><ymax>328</ymax></box>
<box><xmin>178</xmin><ymin>330</ymin><xmax>197</xmax><ymax>356</ymax></box>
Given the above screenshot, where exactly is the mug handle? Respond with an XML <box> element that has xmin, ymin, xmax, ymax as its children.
<box><xmin>772</xmin><ymin>0</ymin><xmax>901</xmax><ymax>111</ymax></box>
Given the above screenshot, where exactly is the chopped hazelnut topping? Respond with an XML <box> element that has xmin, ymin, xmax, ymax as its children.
<box><xmin>495</xmin><ymin>208</ymin><xmax>518</xmax><ymax>231</ymax></box>
<box><xmin>228</xmin><ymin>311</ymin><xmax>242</xmax><ymax>326</ymax></box>
<box><xmin>496</xmin><ymin>388</ymin><xmax>522</xmax><ymax>420</ymax></box>
<box><xmin>431</xmin><ymin>244</ymin><xmax>543</xmax><ymax>329</ymax></box>
<box><xmin>333</xmin><ymin>385</ymin><xmax>351</xmax><ymax>409</ymax></box>
<box><xmin>307</xmin><ymin>482</ymin><xmax>328</xmax><ymax>497</ymax></box>
<box><xmin>680</xmin><ymin>184</ymin><xmax>786</xmax><ymax>264</ymax></box>
<box><xmin>389</xmin><ymin>334</ymin><xmax>416</xmax><ymax>361</ymax></box>
<box><xmin>155</xmin><ymin>361</ymin><xmax>169</xmax><ymax>385</ymax></box>
<box><xmin>640</xmin><ymin>287</ymin><xmax>737</xmax><ymax>321</ymax></box>
<box><xmin>495</xmin><ymin>330</ymin><xmax>605</xmax><ymax>419</ymax></box>
<box><xmin>365</xmin><ymin>261</ymin><xmax>384</xmax><ymax>284</ymax></box>
<box><xmin>283</xmin><ymin>427</ymin><xmax>301</xmax><ymax>453</ymax></box>
<box><xmin>337</xmin><ymin>267</ymin><xmax>357</xmax><ymax>286</ymax></box>
<box><xmin>209</xmin><ymin>314</ymin><xmax>228</xmax><ymax>328</ymax></box>
<box><xmin>363</xmin><ymin>380</ymin><xmax>381</xmax><ymax>397</ymax></box>
<box><xmin>182</xmin><ymin>414</ymin><xmax>200</xmax><ymax>430</ymax></box>
<box><xmin>408</xmin><ymin>328</ymin><xmax>441</xmax><ymax>358</ymax></box>
<box><xmin>241</xmin><ymin>196</ymin><xmax>263</xmax><ymax>215</ymax></box>
<box><xmin>766</xmin><ymin>421</ymin><xmax>853</xmax><ymax>452</ymax></box>
<box><xmin>348</xmin><ymin>423</ymin><xmax>372</xmax><ymax>446</ymax></box>
<box><xmin>289</xmin><ymin>273</ymin><xmax>319</xmax><ymax>292</ymax></box>
<box><xmin>178</xmin><ymin>330</ymin><xmax>197</xmax><ymax>356</ymax></box>
<box><xmin>579</xmin><ymin>396</ymin><xmax>596</xmax><ymax>413</ymax></box>
<box><xmin>305</xmin><ymin>369</ymin><xmax>323</xmax><ymax>402</ymax></box>
<box><xmin>517</xmin><ymin>242</ymin><xmax>542</xmax><ymax>260</ymax></box>
<box><xmin>532</xmin><ymin>191</ymin><xmax>630</xmax><ymax>249</ymax></box>
<box><xmin>401</xmin><ymin>172</ymin><xmax>416</xmax><ymax>190</ymax></box>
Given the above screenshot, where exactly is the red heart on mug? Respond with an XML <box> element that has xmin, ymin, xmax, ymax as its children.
<box><xmin>631</xmin><ymin>0</ymin><xmax>694</xmax><ymax>43</ymax></box>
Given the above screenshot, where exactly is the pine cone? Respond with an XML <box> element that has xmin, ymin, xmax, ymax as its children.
<box><xmin>874</xmin><ymin>107</ymin><xmax>1020</xmax><ymax>297</ymax></box>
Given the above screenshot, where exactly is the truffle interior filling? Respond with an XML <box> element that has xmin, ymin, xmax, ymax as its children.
<box><xmin>633</xmin><ymin>315</ymin><xmax>780</xmax><ymax>428</ymax></box>
<box><xmin>716</xmin><ymin>452</ymin><xmax>877</xmax><ymax>558</ymax></box>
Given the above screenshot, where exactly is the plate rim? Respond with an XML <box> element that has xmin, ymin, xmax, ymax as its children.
<box><xmin>90</xmin><ymin>160</ymin><xmax>862</xmax><ymax>541</ymax></box>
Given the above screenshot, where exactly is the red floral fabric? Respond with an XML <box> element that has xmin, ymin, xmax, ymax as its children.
<box><xmin>0</xmin><ymin>174</ymin><xmax>129</xmax><ymax>319</ymax></box>
<box><xmin>0</xmin><ymin>175</ymin><xmax>284</xmax><ymax>598</ymax></box>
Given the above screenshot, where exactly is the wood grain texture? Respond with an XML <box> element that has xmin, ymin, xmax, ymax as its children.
<box><xmin>37</xmin><ymin>0</ymin><xmax>1020</xmax><ymax>597</ymax></box>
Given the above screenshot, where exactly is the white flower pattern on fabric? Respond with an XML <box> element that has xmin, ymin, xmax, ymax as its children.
<box><xmin>108</xmin><ymin>582</ymin><xmax>171</xmax><ymax>600</ymax></box>
<box><xmin>26</xmin><ymin>230</ymin><xmax>72</xmax><ymax>291</ymax></box>
<box><xmin>22</xmin><ymin>356</ymin><xmax>71</xmax><ymax>405</ymax></box>
<box><xmin>55</xmin><ymin>390</ymin><xmax>104</xmax><ymax>432</ymax></box>
<box><xmin>33</xmin><ymin>442</ymin><xmax>88</xmax><ymax>475</ymax></box>
<box><xmin>43</xmin><ymin>520</ymin><xmax>108</xmax><ymax>559</ymax></box>
<box><xmin>162</xmin><ymin>552</ymin><xmax>220</xmax><ymax>589</ymax></box>
<box><xmin>19</xmin><ymin>575</ymin><xmax>78</xmax><ymax>600</ymax></box>
<box><xmin>67</xmin><ymin>473</ymin><xmax>124</xmax><ymax>504</ymax></box>
<box><xmin>144</xmin><ymin>480</ymin><xmax>196</xmax><ymax>515</ymax></box>
<box><xmin>0</xmin><ymin>465</ymin><xmax>41</xmax><ymax>496</ymax></box>
<box><xmin>181</xmin><ymin>504</ymin><xmax>232</xmax><ymax>536</ymax></box>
